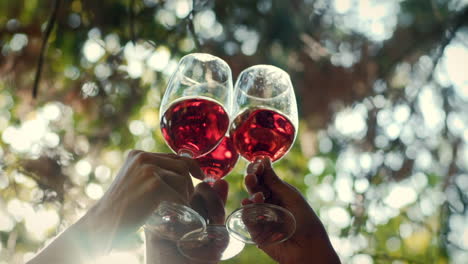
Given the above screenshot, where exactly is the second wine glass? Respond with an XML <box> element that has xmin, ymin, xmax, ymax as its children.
<box><xmin>226</xmin><ymin>64</ymin><xmax>298</xmax><ymax>246</ymax></box>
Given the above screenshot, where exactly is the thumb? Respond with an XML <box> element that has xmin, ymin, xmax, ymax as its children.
<box><xmin>260</xmin><ymin>159</ymin><xmax>308</xmax><ymax>207</ymax></box>
<box><xmin>258</xmin><ymin>158</ymin><xmax>291</xmax><ymax>196</ymax></box>
<box><xmin>245</xmin><ymin>158</ymin><xmax>293</xmax><ymax>202</ymax></box>
<box><xmin>212</xmin><ymin>179</ymin><xmax>229</xmax><ymax>205</ymax></box>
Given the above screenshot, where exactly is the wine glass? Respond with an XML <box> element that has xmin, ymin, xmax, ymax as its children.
<box><xmin>177</xmin><ymin>136</ymin><xmax>245</xmax><ymax>262</ymax></box>
<box><xmin>225</xmin><ymin>65</ymin><xmax>298</xmax><ymax>246</ymax></box>
<box><xmin>145</xmin><ymin>53</ymin><xmax>234</xmax><ymax>241</ymax></box>
<box><xmin>159</xmin><ymin>54</ymin><xmax>232</xmax><ymax>158</ymax></box>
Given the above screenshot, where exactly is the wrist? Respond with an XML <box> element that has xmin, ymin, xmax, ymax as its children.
<box><xmin>290</xmin><ymin>240</ymin><xmax>340</xmax><ymax>264</ymax></box>
<box><xmin>74</xmin><ymin>204</ymin><xmax>114</xmax><ymax>257</ymax></box>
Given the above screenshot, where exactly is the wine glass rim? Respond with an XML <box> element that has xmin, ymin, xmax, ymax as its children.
<box><xmin>177</xmin><ymin>224</ymin><xmax>235</xmax><ymax>263</ymax></box>
<box><xmin>234</xmin><ymin>65</ymin><xmax>293</xmax><ymax>101</ymax></box>
<box><xmin>180</xmin><ymin>53</ymin><xmax>231</xmax><ymax>69</ymax></box>
<box><xmin>174</xmin><ymin>56</ymin><xmax>233</xmax><ymax>88</ymax></box>
<box><xmin>158</xmin><ymin>201</ymin><xmax>207</xmax><ymax>226</ymax></box>
<box><xmin>225</xmin><ymin>202</ymin><xmax>296</xmax><ymax>223</ymax></box>
<box><xmin>178</xmin><ymin>53</ymin><xmax>233</xmax><ymax>86</ymax></box>
<box><xmin>239</xmin><ymin>64</ymin><xmax>290</xmax><ymax>76</ymax></box>
<box><xmin>236</xmin><ymin>86</ymin><xmax>291</xmax><ymax>101</ymax></box>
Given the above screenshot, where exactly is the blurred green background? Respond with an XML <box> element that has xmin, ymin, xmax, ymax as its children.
<box><xmin>1</xmin><ymin>0</ymin><xmax>468</xmax><ymax>263</ymax></box>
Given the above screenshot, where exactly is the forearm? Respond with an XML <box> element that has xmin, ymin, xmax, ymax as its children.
<box><xmin>292</xmin><ymin>232</ymin><xmax>341</xmax><ymax>264</ymax></box>
<box><xmin>27</xmin><ymin>206</ymin><xmax>112</xmax><ymax>264</ymax></box>
<box><xmin>293</xmin><ymin>245</ymin><xmax>341</xmax><ymax>264</ymax></box>
<box><xmin>145</xmin><ymin>232</ymin><xmax>191</xmax><ymax>264</ymax></box>
<box><xmin>27</xmin><ymin>220</ymin><xmax>95</xmax><ymax>264</ymax></box>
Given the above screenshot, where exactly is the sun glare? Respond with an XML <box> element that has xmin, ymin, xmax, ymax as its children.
<box><xmin>94</xmin><ymin>252</ymin><xmax>140</xmax><ymax>264</ymax></box>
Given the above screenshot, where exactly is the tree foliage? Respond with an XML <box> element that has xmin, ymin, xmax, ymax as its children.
<box><xmin>1</xmin><ymin>0</ymin><xmax>468</xmax><ymax>263</ymax></box>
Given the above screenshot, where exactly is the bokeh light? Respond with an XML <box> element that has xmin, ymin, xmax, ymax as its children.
<box><xmin>2</xmin><ymin>0</ymin><xmax>468</xmax><ymax>263</ymax></box>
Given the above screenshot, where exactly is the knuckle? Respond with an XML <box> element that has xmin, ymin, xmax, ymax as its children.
<box><xmin>151</xmin><ymin>175</ymin><xmax>162</xmax><ymax>188</ymax></box>
<box><xmin>141</xmin><ymin>164</ymin><xmax>156</xmax><ymax>176</ymax></box>
<box><xmin>179</xmin><ymin>157</ymin><xmax>195</xmax><ymax>169</ymax></box>
<box><xmin>185</xmin><ymin>175</ymin><xmax>195</xmax><ymax>188</ymax></box>
<box><xmin>177</xmin><ymin>162</ymin><xmax>192</xmax><ymax>177</ymax></box>
<box><xmin>134</xmin><ymin>151</ymin><xmax>150</xmax><ymax>164</ymax></box>
<box><xmin>177</xmin><ymin>158</ymin><xmax>190</xmax><ymax>169</ymax></box>
<box><xmin>166</xmin><ymin>153</ymin><xmax>179</xmax><ymax>159</ymax></box>
<box><xmin>186</xmin><ymin>182</ymin><xmax>195</xmax><ymax>195</ymax></box>
<box><xmin>128</xmin><ymin>149</ymin><xmax>142</xmax><ymax>157</ymax></box>
<box><xmin>196</xmin><ymin>181</ymin><xmax>211</xmax><ymax>192</ymax></box>
<box><xmin>188</xmin><ymin>159</ymin><xmax>200</xmax><ymax>170</ymax></box>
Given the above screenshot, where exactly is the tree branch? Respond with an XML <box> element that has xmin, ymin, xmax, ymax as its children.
<box><xmin>187</xmin><ymin>0</ymin><xmax>201</xmax><ymax>50</ymax></box>
<box><xmin>427</xmin><ymin>6</ymin><xmax>468</xmax><ymax>81</ymax></box>
<box><xmin>32</xmin><ymin>0</ymin><xmax>61</xmax><ymax>99</ymax></box>
<box><xmin>378</xmin><ymin>6</ymin><xmax>468</xmax><ymax>82</ymax></box>
<box><xmin>129</xmin><ymin>0</ymin><xmax>136</xmax><ymax>45</ymax></box>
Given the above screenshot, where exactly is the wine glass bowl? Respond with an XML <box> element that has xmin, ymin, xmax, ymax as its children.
<box><xmin>145</xmin><ymin>202</ymin><xmax>206</xmax><ymax>241</ymax></box>
<box><xmin>230</xmin><ymin>107</ymin><xmax>296</xmax><ymax>162</ymax></box>
<box><xmin>160</xmin><ymin>96</ymin><xmax>230</xmax><ymax>158</ymax></box>
<box><xmin>160</xmin><ymin>53</ymin><xmax>233</xmax><ymax>158</ymax></box>
<box><xmin>230</xmin><ymin>65</ymin><xmax>298</xmax><ymax>163</ymax></box>
<box><xmin>160</xmin><ymin>53</ymin><xmax>233</xmax><ymax>116</ymax></box>
<box><xmin>232</xmin><ymin>65</ymin><xmax>298</xmax><ymax>127</ymax></box>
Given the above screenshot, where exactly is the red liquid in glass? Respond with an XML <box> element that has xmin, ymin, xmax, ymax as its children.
<box><xmin>161</xmin><ymin>98</ymin><xmax>229</xmax><ymax>158</ymax></box>
<box><xmin>196</xmin><ymin>136</ymin><xmax>239</xmax><ymax>184</ymax></box>
<box><xmin>230</xmin><ymin>108</ymin><xmax>295</xmax><ymax>162</ymax></box>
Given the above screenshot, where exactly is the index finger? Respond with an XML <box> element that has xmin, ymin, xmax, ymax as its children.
<box><xmin>177</xmin><ymin>156</ymin><xmax>205</xmax><ymax>181</ymax></box>
<box><xmin>132</xmin><ymin>152</ymin><xmax>196</xmax><ymax>195</ymax></box>
<box><xmin>137</xmin><ymin>152</ymin><xmax>204</xmax><ymax>181</ymax></box>
<box><xmin>246</xmin><ymin>159</ymin><xmax>264</xmax><ymax>175</ymax></box>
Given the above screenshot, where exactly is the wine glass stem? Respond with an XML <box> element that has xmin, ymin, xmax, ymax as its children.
<box><xmin>204</xmin><ymin>176</ymin><xmax>217</xmax><ymax>186</ymax></box>
<box><xmin>254</xmin><ymin>155</ymin><xmax>271</xmax><ymax>163</ymax></box>
<box><xmin>178</xmin><ymin>149</ymin><xmax>194</xmax><ymax>158</ymax></box>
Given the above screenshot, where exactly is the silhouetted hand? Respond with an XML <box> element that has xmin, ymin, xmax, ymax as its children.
<box><xmin>86</xmin><ymin>151</ymin><xmax>203</xmax><ymax>251</ymax></box>
<box><xmin>28</xmin><ymin>151</ymin><xmax>203</xmax><ymax>264</ymax></box>
<box><xmin>243</xmin><ymin>158</ymin><xmax>341</xmax><ymax>264</ymax></box>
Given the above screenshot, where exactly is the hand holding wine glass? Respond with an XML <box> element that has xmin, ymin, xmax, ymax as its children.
<box><xmin>146</xmin><ymin>53</ymin><xmax>233</xmax><ymax>241</ymax></box>
<box><xmin>88</xmin><ymin>151</ymin><xmax>201</xmax><ymax>250</ymax></box>
<box><xmin>26</xmin><ymin>151</ymin><xmax>201</xmax><ymax>264</ymax></box>
<box><xmin>226</xmin><ymin>65</ymin><xmax>298</xmax><ymax>246</ymax></box>
<box><xmin>243</xmin><ymin>158</ymin><xmax>341</xmax><ymax>264</ymax></box>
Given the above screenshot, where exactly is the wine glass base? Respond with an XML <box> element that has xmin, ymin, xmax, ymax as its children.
<box><xmin>178</xmin><ymin>149</ymin><xmax>195</xmax><ymax>158</ymax></box>
<box><xmin>145</xmin><ymin>201</ymin><xmax>206</xmax><ymax>241</ymax></box>
<box><xmin>204</xmin><ymin>177</ymin><xmax>217</xmax><ymax>187</ymax></box>
<box><xmin>177</xmin><ymin>225</ymin><xmax>245</xmax><ymax>262</ymax></box>
<box><xmin>225</xmin><ymin>203</ymin><xmax>296</xmax><ymax>246</ymax></box>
